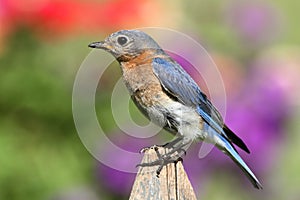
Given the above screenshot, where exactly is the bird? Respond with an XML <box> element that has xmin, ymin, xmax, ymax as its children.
<box><xmin>88</xmin><ymin>29</ymin><xmax>263</xmax><ymax>189</ymax></box>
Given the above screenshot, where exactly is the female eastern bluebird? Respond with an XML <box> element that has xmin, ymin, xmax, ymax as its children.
<box><xmin>88</xmin><ymin>30</ymin><xmax>263</xmax><ymax>189</ymax></box>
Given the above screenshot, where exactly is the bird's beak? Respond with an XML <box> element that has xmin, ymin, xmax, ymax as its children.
<box><xmin>88</xmin><ymin>41</ymin><xmax>112</xmax><ymax>50</ymax></box>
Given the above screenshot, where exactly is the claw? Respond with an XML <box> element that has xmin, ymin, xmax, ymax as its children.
<box><xmin>136</xmin><ymin>163</ymin><xmax>142</xmax><ymax>168</ymax></box>
<box><xmin>179</xmin><ymin>148</ymin><xmax>187</xmax><ymax>156</ymax></box>
<box><xmin>156</xmin><ymin>165</ymin><xmax>163</xmax><ymax>177</ymax></box>
<box><xmin>137</xmin><ymin>138</ymin><xmax>191</xmax><ymax>176</ymax></box>
<box><xmin>176</xmin><ymin>157</ymin><xmax>183</xmax><ymax>163</ymax></box>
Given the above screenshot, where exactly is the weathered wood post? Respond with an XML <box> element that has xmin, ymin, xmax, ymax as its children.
<box><xmin>129</xmin><ymin>147</ymin><xmax>197</xmax><ymax>200</ymax></box>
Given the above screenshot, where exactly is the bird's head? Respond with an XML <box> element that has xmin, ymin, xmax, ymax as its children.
<box><xmin>88</xmin><ymin>30</ymin><xmax>162</xmax><ymax>62</ymax></box>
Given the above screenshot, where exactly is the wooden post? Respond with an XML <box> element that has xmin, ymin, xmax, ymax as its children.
<box><xmin>129</xmin><ymin>147</ymin><xmax>197</xmax><ymax>200</ymax></box>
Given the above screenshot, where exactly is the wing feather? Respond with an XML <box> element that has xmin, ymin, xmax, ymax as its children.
<box><xmin>152</xmin><ymin>57</ymin><xmax>250</xmax><ymax>153</ymax></box>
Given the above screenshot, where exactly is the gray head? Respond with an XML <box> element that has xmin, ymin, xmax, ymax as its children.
<box><xmin>88</xmin><ymin>30</ymin><xmax>162</xmax><ymax>62</ymax></box>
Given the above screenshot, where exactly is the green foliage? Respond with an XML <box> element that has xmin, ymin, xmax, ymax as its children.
<box><xmin>0</xmin><ymin>29</ymin><xmax>93</xmax><ymax>200</ymax></box>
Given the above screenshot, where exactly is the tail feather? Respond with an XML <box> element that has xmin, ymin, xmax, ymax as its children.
<box><xmin>223</xmin><ymin>124</ymin><xmax>250</xmax><ymax>154</ymax></box>
<box><xmin>219</xmin><ymin>135</ymin><xmax>263</xmax><ymax>189</ymax></box>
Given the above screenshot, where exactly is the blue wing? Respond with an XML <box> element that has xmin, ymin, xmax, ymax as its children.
<box><xmin>152</xmin><ymin>57</ymin><xmax>263</xmax><ymax>189</ymax></box>
<box><xmin>152</xmin><ymin>57</ymin><xmax>249</xmax><ymax>153</ymax></box>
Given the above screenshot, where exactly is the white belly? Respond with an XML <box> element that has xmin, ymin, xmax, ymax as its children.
<box><xmin>146</xmin><ymin>100</ymin><xmax>206</xmax><ymax>141</ymax></box>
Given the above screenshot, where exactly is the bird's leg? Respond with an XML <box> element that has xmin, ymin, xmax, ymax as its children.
<box><xmin>162</xmin><ymin>137</ymin><xmax>188</xmax><ymax>155</ymax></box>
<box><xmin>137</xmin><ymin>137</ymin><xmax>192</xmax><ymax>177</ymax></box>
<box><xmin>161</xmin><ymin>137</ymin><xmax>183</xmax><ymax>148</ymax></box>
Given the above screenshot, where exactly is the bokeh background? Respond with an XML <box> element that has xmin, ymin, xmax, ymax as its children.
<box><xmin>1</xmin><ymin>0</ymin><xmax>300</xmax><ymax>199</ymax></box>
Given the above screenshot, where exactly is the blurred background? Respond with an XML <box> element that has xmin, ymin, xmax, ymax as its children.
<box><xmin>1</xmin><ymin>0</ymin><xmax>300</xmax><ymax>199</ymax></box>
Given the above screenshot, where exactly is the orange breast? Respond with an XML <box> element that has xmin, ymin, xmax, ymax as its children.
<box><xmin>121</xmin><ymin>50</ymin><xmax>155</xmax><ymax>70</ymax></box>
<box><xmin>120</xmin><ymin>50</ymin><xmax>168</xmax><ymax>107</ymax></box>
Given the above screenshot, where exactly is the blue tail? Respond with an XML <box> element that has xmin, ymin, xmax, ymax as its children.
<box><xmin>198</xmin><ymin>107</ymin><xmax>263</xmax><ymax>189</ymax></box>
<box><xmin>218</xmin><ymin>134</ymin><xmax>263</xmax><ymax>189</ymax></box>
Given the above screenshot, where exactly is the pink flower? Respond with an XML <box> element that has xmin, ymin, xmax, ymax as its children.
<box><xmin>225</xmin><ymin>1</ymin><xmax>282</xmax><ymax>46</ymax></box>
<box><xmin>1</xmin><ymin>0</ymin><xmax>161</xmax><ymax>38</ymax></box>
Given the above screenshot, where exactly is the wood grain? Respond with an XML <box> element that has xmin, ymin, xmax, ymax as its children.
<box><xmin>129</xmin><ymin>147</ymin><xmax>197</xmax><ymax>200</ymax></box>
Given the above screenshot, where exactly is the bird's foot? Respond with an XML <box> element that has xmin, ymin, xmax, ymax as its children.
<box><xmin>136</xmin><ymin>153</ymin><xmax>183</xmax><ymax>177</ymax></box>
<box><xmin>137</xmin><ymin>145</ymin><xmax>186</xmax><ymax>177</ymax></box>
<box><xmin>137</xmin><ymin>138</ymin><xmax>191</xmax><ymax>176</ymax></box>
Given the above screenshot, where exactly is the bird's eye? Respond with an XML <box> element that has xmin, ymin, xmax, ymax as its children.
<box><xmin>117</xmin><ymin>36</ymin><xmax>128</xmax><ymax>46</ymax></box>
